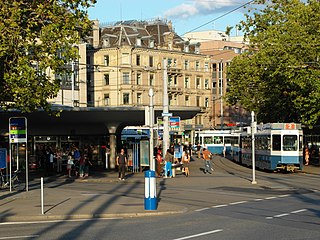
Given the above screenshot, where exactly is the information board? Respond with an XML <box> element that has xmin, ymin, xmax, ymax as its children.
<box><xmin>0</xmin><ymin>148</ymin><xmax>6</xmax><ymax>169</ymax></box>
<box><xmin>9</xmin><ymin>117</ymin><xmax>27</xmax><ymax>143</ymax></box>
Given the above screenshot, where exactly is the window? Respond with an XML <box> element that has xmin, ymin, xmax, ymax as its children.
<box><xmin>205</xmin><ymin>97</ymin><xmax>209</xmax><ymax>107</ymax></box>
<box><xmin>104</xmin><ymin>94</ymin><xmax>110</xmax><ymax>106</ymax></box>
<box><xmin>136</xmin><ymin>55</ymin><xmax>140</xmax><ymax>66</ymax></box>
<box><xmin>205</xmin><ymin>79</ymin><xmax>209</xmax><ymax>89</ymax></box>
<box><xmin>195</xmin><ymin>61</ymin><xmax>200</xmax><ymax>71</ymax></box>
<box><xmin>122</xmin><ymin>53</ymin><xmax>130</xmax><ymax>64</ymax></box>
<box><xmin>122</xmin><ymin>72</ymin><xmax>130</xmax><ymax>84</ymax></box>
<box><xmin>168</xmin><ymin>75</ymin><xmax>173</xmax><ymax>87</ymax></box>
<box><xmin>136</xmin><ymin>72</ymin><xmax>141</xmax><ymax>85</ymax></box>
<box><xmin>123</xmin><ymin>93</ymin><xmax>130</xmax><ymax>105</ymax></box>
<box><xmin>168</xmin><ymin>58</ymin><xmax>172</xmax><ymax>68</ymax></box>
<box><xmin>149</xmin><ymin>56</ymin><xmax>153</xmax><ymax>67</ymax></box>
<box><xmin>272</xmin><ymin>134</ymin><xmax>281</xmax><ymax>151</ymax></box>
<box><xmin>185</xmin><ymin>95</ymin><xmax>189</xmax><ymax>106</ymax></box>
<box><xmin>137</xmin><ymin>93</ymin><xmax>142</xmax><ymax>105</ymax></box>
<box><xmin>283</xmin><ymin>135</ymin><xmax>298</xmax><ymax>151</ymax></box>
<box><xmin>196</xmin><ymin>77</ymin><xmax>201</xmax><ymax>89</ymax></box>
<box><xmin>149</xmin><ymin>73</ymin><xmax>154</xmax><ymax>86</ymax></box>
<box><xmin>212</xmin><ymin>63</ymin><xmax>217</xmax><ymax>79</ymax></box>
<box><xmin>204</xmin><ymin>62</ymin><xmax>209</xmax><ymax>72</ymax></box>
<box><xmin>104</xmin><ymin>73</ymin><xmax>109</xmax><ymax>85</ymax></box>
<box><xmin>196</xmin><ymin>96</ymin><xmax>200</xmax><ymax>107</ymax></box>
<box><xmin>184</xmin><ymin>77</ymin><xmax>189</xmax><ymax>88</ymax></box>
<box><xmin>104</xmin><ymin>55</ymin><xmax>109</xmax><ymax>66</ymax></box>
<box><xmin>184</xmin><ymin>60</ymin><xmax>189</xmax><ymax>70</ymax></box>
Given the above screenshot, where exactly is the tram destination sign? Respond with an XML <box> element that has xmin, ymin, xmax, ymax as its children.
<box><xmin>9</xmin><ymin>117</ymin><xmax>27</xmax><ymax>143</ymax></box>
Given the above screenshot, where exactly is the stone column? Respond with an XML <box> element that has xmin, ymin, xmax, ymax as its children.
<box><xmin>107</xmin><ymin>125</ymin><xmax>118</xmax><ymax>169</ymax></box>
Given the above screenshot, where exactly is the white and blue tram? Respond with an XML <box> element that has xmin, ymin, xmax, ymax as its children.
<box><xmin>196</xmin><ymin>130</ymin><xmax>240</xmax><ymax>155</ymax></box>
<box><xmin>234</xmin><ymin>123</ymin><xmax>303</xmax><ymax>172</ymax></box>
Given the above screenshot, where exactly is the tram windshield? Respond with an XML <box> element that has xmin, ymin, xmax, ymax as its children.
<box><xmin>283</xmin><ymin>135</ymin><xmax>298</xmax><ymax>151</ymax></box>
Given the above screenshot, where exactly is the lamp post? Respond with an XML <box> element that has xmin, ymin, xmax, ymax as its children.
<box><xmin>219</xmin><ymin>60</ymin><xmax>224</xmax><ymax>129</ymax></box>
<box><xmin>162</xmin><ymin>59</ymin><xmax>170</xmax><ymax>155</ymax></box>
<box><xmin>251</xmin><ymin>111</ymin><xmax>257</xmax><ymax>184</ymax></box>
<box><xmin>149</xmin><ymin>88</ymin><xmax>155</xmax><ymax>171</ymax></box>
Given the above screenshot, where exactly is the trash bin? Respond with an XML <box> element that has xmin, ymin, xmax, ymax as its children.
<box><xmin>144</xmin><ymin>170</ymin><xmax>157</xmax><ymax>210</ymax></box>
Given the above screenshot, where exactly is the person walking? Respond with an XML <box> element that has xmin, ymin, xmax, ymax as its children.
<box><xmin>202</xmin><ymin>147</ymin><xmax>212</xmax><ymax>174</ymax></box>
<box><xmin>164</xmin><ymin>149</ymin><xmax>174</xmax><ymax>178</ymax></box>
<box><xmin>197</xmin><ymin>143</ymin><xmax>201</xmax><ymax>158</ymax></box>
<box><xmin>116</xmin><ymin>148</ymin><xmax>127</xmax><ymax>181</ymax></box>
<box><xmin>182</xmin><ymin>150</ymin><xmax>190</xmax><ymax>177</ymax></box>
<box><xmin>305</xmin><ymin>146</ymin><xmax>310</xmax><ymax>165</ymax></box>
<box><xmin>84</xmin><ymin>154</ymin><xmax>92</xmax><ymax>177</ymax></box>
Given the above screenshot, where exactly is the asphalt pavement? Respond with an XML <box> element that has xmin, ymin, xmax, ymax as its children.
<box><xmin>0</xmin><ymin>156</ymin><xmax>318</xmax><ymax>222</ymax></box>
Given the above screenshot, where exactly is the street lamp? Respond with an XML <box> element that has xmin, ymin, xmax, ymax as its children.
<box><xmin>149</xmin><ymin>88</ymin><xmax>155</xmax><ymax>171</ymax></box>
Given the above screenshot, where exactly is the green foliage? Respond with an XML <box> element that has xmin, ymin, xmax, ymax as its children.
<box><xmin>0</xmin><ymin>0</ymin><xmax>96</xmax><ymax>112</ymax></box>
<box><xmin>226</xmin><ymin>0</ymin><xmax>320</xmax><ymax>127</ymax></box>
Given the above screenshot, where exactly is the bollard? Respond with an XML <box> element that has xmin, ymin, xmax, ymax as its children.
<box><xmin>144</xmin><ymin>170</ymin><xmax>157</xmax><ymax>210</ymax></box>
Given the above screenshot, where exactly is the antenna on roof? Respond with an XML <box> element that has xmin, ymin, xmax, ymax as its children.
<box><xmin>120</xmin><ymin>3</ymin><xmax>122</xmax><ymax>22</ymax></box>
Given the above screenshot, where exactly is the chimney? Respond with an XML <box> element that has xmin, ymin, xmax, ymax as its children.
<box><xmin>93</xmin><ymin>20</ymin><xmax>100</xmax><ymax>48</ymax></box>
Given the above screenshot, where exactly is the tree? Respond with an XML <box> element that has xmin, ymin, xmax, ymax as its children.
<box><xmin>0</xmin><ymin>0</ymin><xmax>96</xmax><ymax>112</ymax></box>
<box><xmin>226</xmin><ymin>0</ymin><xmax>320</xmax><ymax>127</ymax></box>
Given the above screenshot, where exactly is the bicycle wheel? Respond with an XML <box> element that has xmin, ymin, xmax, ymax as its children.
<box><xmin>12</xmin><ymin>177</ymin><xmax>25</xmax><ymax>191</ymax></box>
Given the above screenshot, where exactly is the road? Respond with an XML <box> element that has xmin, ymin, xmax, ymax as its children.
<box><xmin>0</xmin><ymin>156</ymin><xmax>319</xmax><ymax>240</ymax></box>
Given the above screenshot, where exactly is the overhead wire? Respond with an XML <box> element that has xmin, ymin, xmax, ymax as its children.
<box><xmin>182</xmin><ymin>0</ymin><xmax>255</xmax><ymax>35</ymax></box>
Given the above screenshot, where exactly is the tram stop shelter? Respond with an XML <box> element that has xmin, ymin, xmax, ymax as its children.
<box><xmin>0</xmin><ymin>105</ymin><xmax>200</xmax><ymax>169</ymax></box>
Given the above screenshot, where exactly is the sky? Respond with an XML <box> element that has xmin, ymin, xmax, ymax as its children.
<box><xmin>87</xmin><ymin>0</ymin><xmax>253</xmax><ymax>36</ymax></box>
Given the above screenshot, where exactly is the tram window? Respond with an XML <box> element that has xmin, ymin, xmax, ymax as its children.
<box><xmin>213</xmin><ymin>136</ymin><xmax>223</xmax><ymax>144</ymax></box>
<box><xmin>283</xmin><ymin>135</ymin><xmax>298</xmax><ymax>151</ymax></box>
<box><xmin>204</xmin><ymin>136</ymin><xmax>213</xmax><ymax>144</ymax></box>
<box><xmin>272</xmin><ymin>134</ymin><xmax>281</xmax><ymax>151</ymax></box>
<box><xmin>224</xmin><ymin>137</ymin><xmax>232</xmax><ymax>144</ymax></box>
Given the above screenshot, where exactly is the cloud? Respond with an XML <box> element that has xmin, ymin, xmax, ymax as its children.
<box><xmin>164</xmin><ymin>0</ymin><xmax>244</xmax><ymax>19</ymax></box>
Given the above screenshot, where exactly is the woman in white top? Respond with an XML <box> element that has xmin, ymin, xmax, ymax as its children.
<box><xmin>182</xmin><ymin>150</ymin><xmax>190</xmax><ymax>177</ymax></box>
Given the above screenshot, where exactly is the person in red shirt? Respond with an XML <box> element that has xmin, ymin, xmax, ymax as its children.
<box><xmin>202</xmin><ymin>148</ymin><xmax>212</xmax><ymax>174</ymax></box>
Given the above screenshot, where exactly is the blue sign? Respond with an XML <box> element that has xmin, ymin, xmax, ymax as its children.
<box><xmin>9</xmin><ymin>117</ymin><xmax>27</xmax><ymax>143</ymax></box>
<box><xmin>0</xmin><ymin>148</ymin><xmax>7</xmax><ymax>169</ymax></box>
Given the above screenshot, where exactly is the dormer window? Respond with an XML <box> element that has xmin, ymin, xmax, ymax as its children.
<box><xmin>136</xmin><ymin>37</ymin><xmax>141</xmax><ymax>46</ymax></box>
<box><xmin>102</xmin><ymin>38</ymin><xmax>110</xmax><ymax>48</ymax></box>
<box><xmin>149</xmin><ymin>39</ymin><xmax>154</xmax><ymax>48</ymax></box>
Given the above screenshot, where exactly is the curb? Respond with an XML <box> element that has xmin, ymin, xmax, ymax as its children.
<box><xmin>0</xmin><ymin>208</ymin><xmax>188</xmax><ymax>223</ymax></box>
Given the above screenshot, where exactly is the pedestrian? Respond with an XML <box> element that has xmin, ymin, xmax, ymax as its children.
<box><xmin>79</xmin><ymin>155</ymin><xmax>86</xmax><ymax>177</ymax></box>
<box><xmin>202</xmin><ymin>147</ymin><xmax>212</xmax><ymax>174</ymax></box>
<box><xmin>84</xmin><ymin>154</ymin><xmax>92</xmax><ymax>177</ymax></box>
<box><xmin>182</xmin><ymin>150</ymin><xmax>190</xmax><ymax>177</ymax></box>
<box><xmin>305</xmin><ymin>146</ymin><xmax>310</xmax><ymax>165</ymax></box>
<box><xmin>156</xmin><ymin>149</ymin><xmax>163</xmax><ymax>177</ymax></box>
<box><xmin>67</xmin><ymin>153</ymin><xmax>74</xmax><ymax>177</ymax></box>
<box><xmin>188</xmin><ymin>142</ymin><xmax>192</xmax><ymax>156</ymax></box>
<box><xmin>56</xmin><ymin>148</ymin><xmax>63</xmax><ymax>173</ymax></box>
<box><xmin>197</xmin><ymin>143</ymin><xmax>201</xmax><ymax>158</ymax></box>
<box><xmin>164</xmin><ymin>149</ymin><xmax>174</xmax><ymax>178</ymax></box>
<box><xmin>116</xmin><ymin>148</ymin><xmax>127</xmax><ymax>181</ymax></box>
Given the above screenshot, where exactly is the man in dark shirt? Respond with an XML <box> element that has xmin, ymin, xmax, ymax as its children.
<box><xmin>116</xmin><ymin>148</ymin><xmax>127</xmax><ymax>180</ymax></box>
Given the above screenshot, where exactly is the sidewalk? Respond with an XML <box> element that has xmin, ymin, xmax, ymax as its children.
<box><xmin>0</xmin><ymin>157</ymin><xmax>318</xmax><ymax>222</ymax></box>
<box><xmin>0</xmin><ymin>169</ymin><xmax>187</xmax><ymax>222</ymax></box>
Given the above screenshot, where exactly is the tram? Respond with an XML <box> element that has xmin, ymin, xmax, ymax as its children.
<box><xmin>196</xmin><ymin>130</ymin><xmax>240</xmax><ymax>155</ymax></box>
<box><xmin>233</xmin><ymin>123</ymin><xmax>303</xmax><ymax>172</ymax></box>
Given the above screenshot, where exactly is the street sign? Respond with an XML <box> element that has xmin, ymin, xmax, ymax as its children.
<box><xmin>162</xmin><ymin>112</ymin><xmax>172</xmax><ymax>117</ymax></box>
<box><xmin>170</xmin><ymin>116</ymin><xmax>180</xmax><ymax>130</ymax></box>
<box><xmin>9</xmin><ymin>117</ymin><xmax>27</xmax><ymax>143</ymax></box>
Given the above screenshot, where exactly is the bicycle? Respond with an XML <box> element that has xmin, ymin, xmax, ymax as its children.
<box><xmin>0</xmin><ymin>169</ymin><xmax>24</xmax><ymax>191</ymax></box>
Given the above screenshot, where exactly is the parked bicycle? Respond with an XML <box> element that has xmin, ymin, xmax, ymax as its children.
<box><xmin>0</xmin><ymin>169</ymin><xmax>24</xmax><ymax>191</ymax></box>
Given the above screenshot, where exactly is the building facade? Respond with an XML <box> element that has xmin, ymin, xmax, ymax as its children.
<box><xmin>50</xmin><ymin>19</ymin><xmax>248</xmax><ymax>143</ymax></box>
